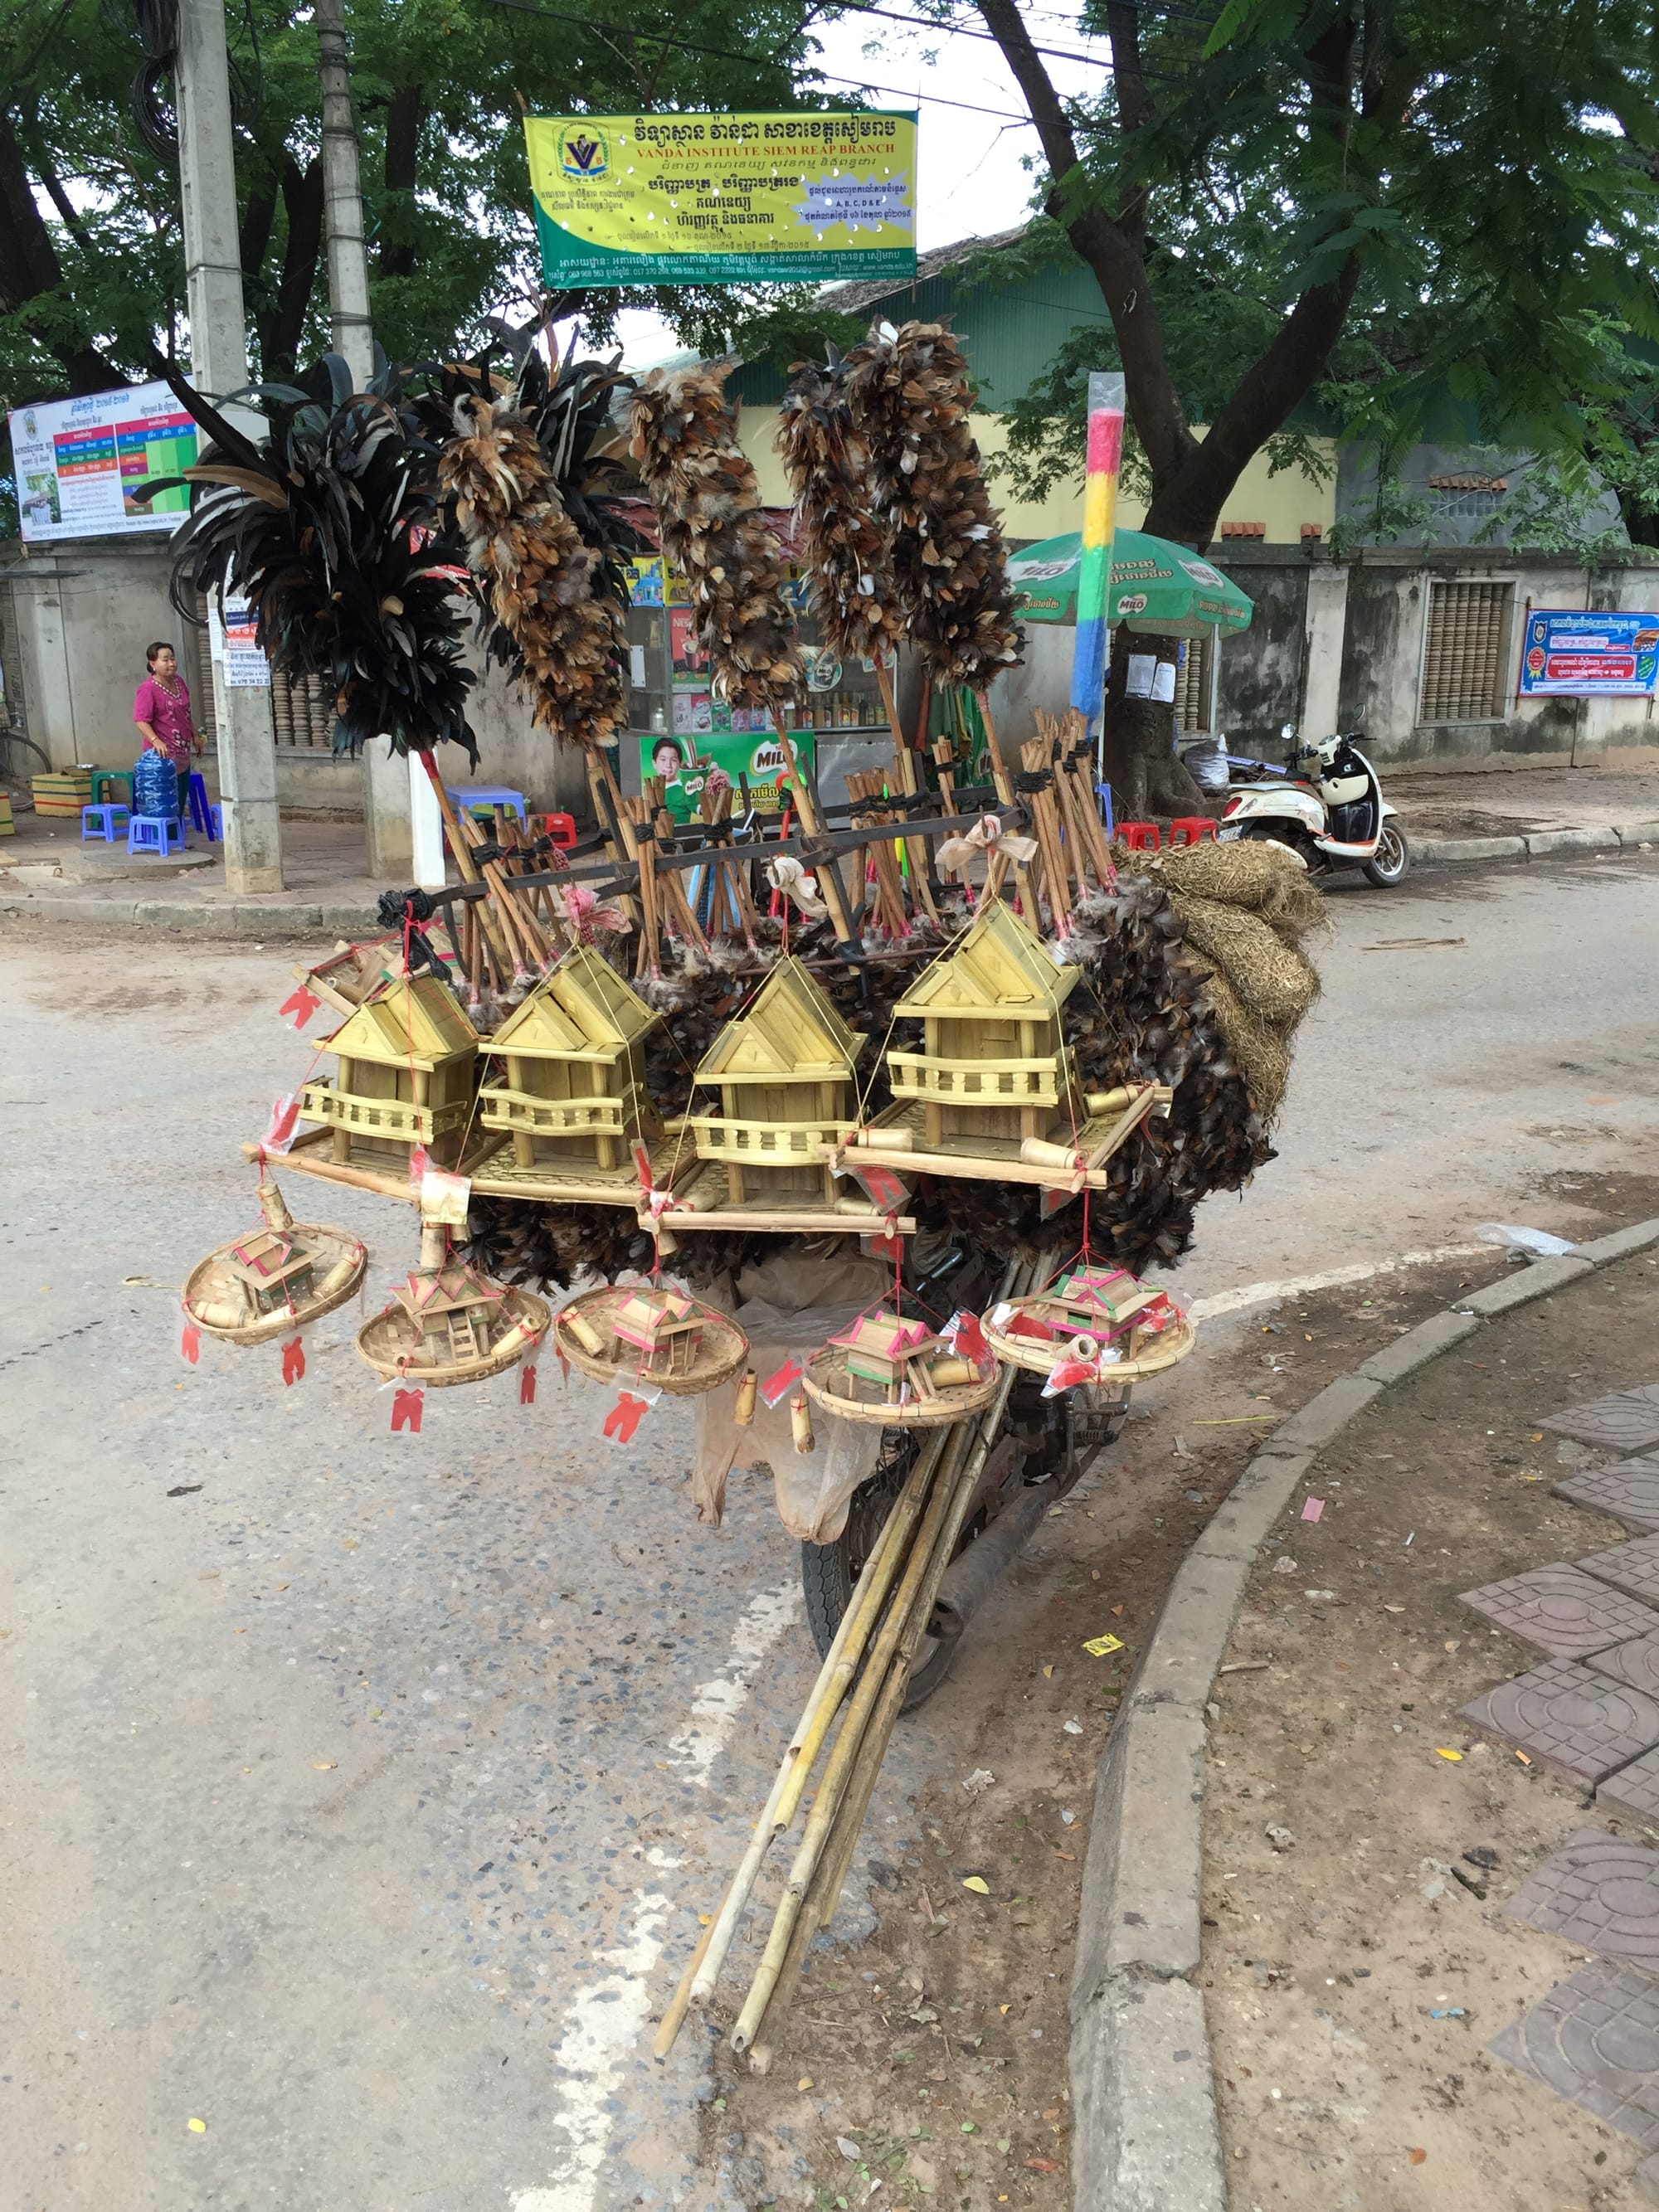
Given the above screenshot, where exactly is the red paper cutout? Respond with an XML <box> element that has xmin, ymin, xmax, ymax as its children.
<box><xmin>278</xmin><ymin>983</ymin><xmax>323</xmax><ymax>1031</ymax></box>
<box><xmin>602</xmin><ymin>1389</ymin><xmax>650</xmax><ymax>1443</ymax></box>
<box><xmin>260</xmin><ymin>1095</ymin><xmax>300</xmax><ymax>1153</ymax></box>
<box><xmin>280</xmin><ymin>1335</ymin><xmax>305</xmax><ymax>1386</ymax></box>
<box><xmin>390</xmin><ymin>1386</ymin><xmax>425</xmax><ymax>1433</ymax></box>
<box><xmin>947</xmin><ymin>1310</ymin><xmax>990</xmax><ymax>1369</ymax></box>
<box><xmin>180</xmin><ymin>1321</ymin><xmax>202</xmax><ymax>1364</ymax></box>
<box><xmin>760</xmin><ymin>1356</ymin><xmax>805</xmax><ymax>1410</ymax></box>
<box><xmin>846</xmin><ymin>1158</ymin><xmax>907</xmax><ymax>1214</ymax></box>
<box><xmin>519</xmin><ymin>1363</ymin><xmax>538</xmax><ymax>1406</ymax></box>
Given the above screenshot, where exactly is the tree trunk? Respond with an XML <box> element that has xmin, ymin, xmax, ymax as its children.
<box><xmin>1102</xmin><ymin>626</ymin><xmax>1203</xmax><ymax>818</ymax></box>
<box><xmin>377</xmin><ymin>85</ymin><xmax>424</xmax><ymax>279</ymax></box>
<box><xmin>265</xmin><ymin>155</ymin><xmax>324</xmax><ymax>378</ymax></box>
<box><xmin>0</xmin><ymin>111</ymin><xmax>125</xmax><ymax>395</ymax></box>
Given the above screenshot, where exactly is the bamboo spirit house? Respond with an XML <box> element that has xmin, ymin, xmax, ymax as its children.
<box><xmin>472</xmin><ymin>946</ymin><xmax>668</xmax><ymax>1204</ymax></box>
<box><xmin>849</xmin><ymin>903</ymin><xmax>1171</xmax><ymax>1192</ymax></box>
<box><xmin>299</xmin><ymin>975</ymin><xmax>483</xmax><ymax>1174</ymax></box>
<box><xmin>670</xmin><ymin>957</ymin><xmax>911</xmax><ymax>1235</ymax></box>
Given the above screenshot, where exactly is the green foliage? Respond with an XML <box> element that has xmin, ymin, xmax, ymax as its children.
<box><xmin>0</xmin><ymin>0</ymin><xmax>845</xmax><ymax>411</ymax></box>
<box><xmin>982</xmin><ymin>0</ymin><xmax>1659</xmax><ymax>537</ymax></box>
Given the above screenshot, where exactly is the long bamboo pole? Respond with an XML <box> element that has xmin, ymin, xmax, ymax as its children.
<box><xmin>875</xmin><ymin>662</ymin><xmax>939</xmax><ymax>923</ymax></box>
<box><xmin>420</xmin><ymin>753</ymin><xmax>516</xmax><ymax>978</ymax></box>
<box><xmin>776</xmin><ymin>726</ymin><xmax>859</xmax><ymax>950</ymax></box>
<box><xmin>654</xmin><ymin>1427</ymin><xmax>946</xmax><ymax>2055</ymax></box>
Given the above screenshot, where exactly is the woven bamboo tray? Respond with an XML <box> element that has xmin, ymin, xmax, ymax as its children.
<box><xmin>552</xmin><ymin>1285</ymin><xmax>749</xmax><ymax>1397</ymax></box>
<box><xmin>982</xmin><ymin>1308</ymin><xmax>1197</xmax><ymax>1382</ymax></box>
<box><xmin>356</xmin><ymin>1286</ymin><xmax>551</xmax><ymax>1387</ymax></box>
<box><xmin>800</xmin><ymin>1343</ymin><xmax>1000</xmax><ymax>1428</ymax></box>
<box><xmin>182</xmin><ymin>1222</ymin><xmax>367</xmax><ymax>1344</ymax></box>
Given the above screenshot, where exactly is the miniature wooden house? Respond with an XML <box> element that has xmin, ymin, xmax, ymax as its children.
<box><xmin>888</xmin><ymin>902</ymin><xmax>1082</xmax><ymax>1154</ymax></box>
<box><xmin>478</xmin><ymin>946</ymin><xmax>661</xmax><ymax>1174</ymax></box>
<box><xmin>686</xmin><ymin>957</ymin><xmax>865</xmax><ymax>1209</ymax></box>
<box><xmin>392</xmin><ymin>1255</ymin><xmax>504</xmax><ymax>1364</ymax></box>
<box><xmin>611</xmin><ymin>1286</ymin><xmax>705</xmax><ymax>1378</ymax></box>
<box><xmin>299</xmin><ymin>975</ymin><xmax>479</xmax><ymax>1169</ymax></box>
<box><xmin>834</xmin><ymin>1310</ymin><xmax>940</xmax><ymax>1400</ymax></box>
<box><xmin>222</xmin><ymin>1227</ymin><xmax>316</xmax><ymax>1317</ymax></box>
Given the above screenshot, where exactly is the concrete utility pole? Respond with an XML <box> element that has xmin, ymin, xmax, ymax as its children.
<box><xmin>174</xmin><ymin>0</ymin><xmax>285</xmax><ymax>893</ymax></box>
<box><xmin>314</xmin><ymin>0</ymin><xmax>415</xmax><ymax>878</ymax></box>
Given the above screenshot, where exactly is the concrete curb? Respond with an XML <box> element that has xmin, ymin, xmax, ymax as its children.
<box><xmin>3</xmin><ymin>812</ymin><xmax>1658</xmax><ymax>941</ymax></box>
<box><xmin>0</xmin><ymin>891</ymin><xmax>381</xmax><ymax>936</ymax></box>
<box><xmin>1068</xmin><ymin>1218</ymin><xmax>1659</xmax><ymax>2212</ymax></box>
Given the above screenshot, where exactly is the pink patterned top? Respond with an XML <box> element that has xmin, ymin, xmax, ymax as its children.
<box><xmin>134</xmin><ymin>673</ymin><xmax>196</xmax><ymax>771</ymax></box>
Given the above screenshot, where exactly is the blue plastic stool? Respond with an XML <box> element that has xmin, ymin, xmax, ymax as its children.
<box><xmin>185</xmin><ymin>772</ymin><xmax>214</xmax><ymax>835</ymax></box>
<box><xmin>208</xmin><ymin>802</ymin><xmax>222</xmax><ymax>839</ymax></box>
<box><xmin>81</xmin><ymin>802</ymin><xmax>131</xmax><ymax>843</ymax></box>
<box><xmin>128</xmin><ymin>814</ymin><xmax>185</xmax><ymax>858</ymax></box>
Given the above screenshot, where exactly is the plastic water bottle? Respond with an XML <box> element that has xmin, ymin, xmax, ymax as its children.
<box><xmin>134</xmin><ymin>751</ymin><xmax>180</xmax><ymax>819</ymax></box>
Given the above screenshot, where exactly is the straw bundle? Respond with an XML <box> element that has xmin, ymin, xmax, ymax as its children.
<box><xmin>438</xmin><ymin>386</ymin><xmax>626</xmax><ymax>749</ymax></box>
<box><xmin>1191</xmin><ymin>969</ymin><xmax>1293</xmax><ymax>1119</ymax></box>
<box><xmin>627</xmin><ymin>364</ymin><xmax>805</xmax><ymax>711</ymax></box>
<box><xmin>1139</xmin><ymin>839</ymin><xmax>1326</xmax><ymax>943</ymax></box>
<box><xmin>776</xmin><ymin>357</ymin><xmax>903</xmax><ymax>667</ymax></box>
<box><xmin>1168</xmin><ymin>893</ymin><xmax>1321</xmax><ymax>1030</ymax></box>
<box><xmin>844</xmin><ymin>319</ymin><xmax>1023</xmax><ymax>692</ymax></box>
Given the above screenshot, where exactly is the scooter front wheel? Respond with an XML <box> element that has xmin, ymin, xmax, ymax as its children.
<box><xmin>1364</xmin><ymin>822</ymin><xmax>1410</xmax><ymax>886</ymax></box>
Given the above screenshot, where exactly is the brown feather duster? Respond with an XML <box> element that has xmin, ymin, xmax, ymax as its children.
<box><xmin>438</xmin><ymin>387</ymin><xmax>627</xmax><ymax>749</ymax></box>
<box><xmin>844</xmin><ymin>318</ymin><xmax>1024</xmax><ymax>693</ymax></box>
<box><xmin>776</xmin><ymin>357</ymin><xmax>904</xmax><ymax>668</ymax></box>
<box><xmin>627</xmin><ymin>364</ymin><xmax>805</xmax><ymax>712</ymax></box>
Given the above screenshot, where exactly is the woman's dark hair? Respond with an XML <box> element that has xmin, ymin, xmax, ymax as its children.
<box><xmin>145</xmin><ymin>639</ymin><xmax>173</xmax><ymax>667</ymax></box>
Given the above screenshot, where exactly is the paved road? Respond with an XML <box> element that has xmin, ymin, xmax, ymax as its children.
<box><xmin>3</xmin><ymin>848</ymin><xmax>1657</xmax><ymax>2211</ymax></box>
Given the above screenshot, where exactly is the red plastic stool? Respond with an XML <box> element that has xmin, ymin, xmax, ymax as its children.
<box><xmin>532</xmin><ymin>811</ymin><xmax>578</xmax><ymax>848</ymax></box>
<box><xmin>1120</xmin><ymin>821</ymin><xmax>1161</xmax><ymax>853</ymax></box>
<box><xmin>1169</xmin><ymin>817</ymin><xmax>1218</xmax><ymax>847</ymax></box>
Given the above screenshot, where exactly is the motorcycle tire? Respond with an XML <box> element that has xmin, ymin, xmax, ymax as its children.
<box><xmin>1363</xmin><ymin>821</ymin><xmax>1410</xmax><ymax>886</ymax></box>
<box><xmin>800</xmin><ymin>1429</ymin><xmax>959</xmax><ymax>1711</ymax></box>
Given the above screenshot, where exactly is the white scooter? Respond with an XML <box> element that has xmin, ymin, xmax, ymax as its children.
<box><xmin>1217</xmin><ymin>724</ymin><xmax>1410</xmax><ymax>887</ymax></box>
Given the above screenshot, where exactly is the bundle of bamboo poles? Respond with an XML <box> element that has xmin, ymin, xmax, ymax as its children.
<box><xmin>655</xmin><ymin>1256</ymin><xmax>1041</xmax><ymax>2072</ymax></box>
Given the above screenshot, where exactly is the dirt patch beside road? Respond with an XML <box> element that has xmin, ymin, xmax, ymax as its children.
<box><xmin>1202</xmin><ymin>1253</ymin><xmax>1659</xmax><ymax>2211</ymax></box>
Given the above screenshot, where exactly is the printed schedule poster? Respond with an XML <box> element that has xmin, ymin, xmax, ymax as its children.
<box><xmin>8</xmin><ymin>379</ymin><xmax>197</xmax><ymax>543</ymax></box>
<box><xmin>1519</xmin><ymin>608</ymin><xmax>1659</xmax><ymax>696</ymax></box>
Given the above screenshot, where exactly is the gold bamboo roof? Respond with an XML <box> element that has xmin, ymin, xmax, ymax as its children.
<box><xmin>324</xmin><ymin>975</ymin><xmax>479</xmax><ymax>1068</ymax></box>
<box><xmin>694</xmin><ymin>955</ymin><xmax>865</xmax><ymax>1083</ymax></box>
<box><xmin>894</xmin><ymin>900</ymin><xmax>1079</xmax><ymax>1020</ymax></box>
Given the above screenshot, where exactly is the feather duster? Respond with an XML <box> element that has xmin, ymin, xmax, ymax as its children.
<box><xmin>138</xmin><ymin>352</ymin><xmax>477</xmax><ymax>758</ymax></box>
<box><xmin>844</xmin><ymin>318</ymin><xmax>1024</xmax><ymax>693</ymax></box>
<box><xmin>776</xmin><ymin>354</ymin><xmax>903</xmax><ymax>668</ymax></box>
<box><xmin>627</xmin><ymin>363</ymin><xmax>805</xmax><ymax>712</ymax></box>
<box><xmin>437</xmin><ymin>381</ymin><xmax>628</xmax><ymax>749</ymax></box>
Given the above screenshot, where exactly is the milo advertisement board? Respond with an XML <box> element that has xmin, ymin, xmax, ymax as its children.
<box><xmin>641</xmin><ymin>725</ymin><xmax>815</xmax><ymax>822</ymax></box>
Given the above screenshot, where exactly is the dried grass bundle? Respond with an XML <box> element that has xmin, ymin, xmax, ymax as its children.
<box><xmin>1168</xmin><ymin>893</ymin><xmax>1321</xmax><ymax>1030</ymax></box>
<box><xmin>844</xmin><ymin>318</ymin><xmax>1023</xmax><ymax>692</ymax></box>
<box><xmin>1138</xmin><ymin>839</ymin><xmax>1326</xmax><ymax>943</ymax></box>
<box><xmin>628</xmin><ymin>364</ymin><xmax>805</xmax><ymax>711</ymax></box>
<box><xmin>438</xmin><ymin>385</ymin><xmax>625</xmax><ymax>750</ymax></box>
<box><xmin>776</xmin><ymin>357</ymin><xmax>903</xmax><ymax>667</ymax></box>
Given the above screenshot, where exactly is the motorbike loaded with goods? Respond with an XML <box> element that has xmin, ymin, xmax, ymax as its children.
<box><xmin>155</xmin><ymin>324</ymin><xmax>1324</xmax><ymax>2064</ymax></box>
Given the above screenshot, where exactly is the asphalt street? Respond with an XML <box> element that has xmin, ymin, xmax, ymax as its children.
<box><xmin>2</xmin><ymin>848</ymin><xmax>1656</xmax><ymax>2210</ymax></box>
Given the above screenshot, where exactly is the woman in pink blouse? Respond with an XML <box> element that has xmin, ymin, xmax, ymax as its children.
<box><xmin>133</xmin><ymin>640</ymin><xmax>201</xmax><ymax>773</ymax></box>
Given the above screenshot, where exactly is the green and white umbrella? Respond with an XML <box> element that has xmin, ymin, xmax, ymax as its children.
<box><xmin>1006</xmin><ymin>527</ymin><xmax>1253</xmax><ymax>637</ymax></box>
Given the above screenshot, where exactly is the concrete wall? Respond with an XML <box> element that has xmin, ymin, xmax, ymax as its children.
<box><xmin>1</xmin><ymin>539</ymin><xmax>596</xmax><ymax>821</ymax></box>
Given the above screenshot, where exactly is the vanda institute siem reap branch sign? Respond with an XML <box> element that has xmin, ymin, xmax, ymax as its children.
<box><xmin>522</xmin><ymin>109</ymin><xmax>917</xmax><ymax>286</ymax></box>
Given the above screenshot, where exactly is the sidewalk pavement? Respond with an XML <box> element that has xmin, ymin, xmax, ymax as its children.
<box><xmin>6</xmin><ymin>761</ymin><xmax>1659</xmax><ymax>939</ymax></box>
<box><xmin>1198</xmin><ymin>1238</ymin><xmax>1659</xmax><ymax>2210</ymax></box>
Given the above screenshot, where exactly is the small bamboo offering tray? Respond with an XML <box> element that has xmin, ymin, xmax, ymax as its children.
<box><xmin>552</xmin><ymin>1283</ymin><xmax>749</xmax><ymax>1397</ymax></box>
<box><xmin>357</xmin><ymin>1287</ymin><xmax>550</xmax><ymax>1385</ymax></box>
<box><xmin>355</xmin><ymin>1232</ymin><xmax>552</xmax><ymax>1388</ymax></box>
<box><xmin>800</xmin><ymin>1342</ymin><xmax>1001</xmax><ymax>1429</ymax></box>
<box><xmin>983</xmin><ymin>1305</ymin><xmax>1197</xmax><ymax>1382</ymax></box>
<box><xmin>182</xmin><ymin>1181</ymin><xmax>367</xmax><ymax>1344</ymax></box>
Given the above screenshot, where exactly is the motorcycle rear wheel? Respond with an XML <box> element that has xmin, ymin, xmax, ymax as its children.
<box><xmin>800</xmin><ymin>1430</ymin><xmax>958</xmax><ymax>1710</ymax></box>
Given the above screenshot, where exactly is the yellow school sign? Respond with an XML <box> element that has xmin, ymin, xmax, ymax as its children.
<box><xmin>523</xmin><ymin>110</ymin><xmax>917</xmax><ymax>286</ymax></box>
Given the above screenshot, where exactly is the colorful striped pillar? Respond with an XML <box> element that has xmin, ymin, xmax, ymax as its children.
<box><xmin>1068</xmin><ymin>371</ymin><xmax>1126</xmax><ymax>721</ymax></box>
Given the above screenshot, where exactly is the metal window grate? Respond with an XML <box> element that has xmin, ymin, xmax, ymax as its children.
<box><xmin>1173</xmin><ymin>633</ymin><xmax>1211</xmax><ymax>732</ymax></box>
<box><xmin>1420</xmin><ymin>581</ymin><xmax>1512</xmax><ymax>722</ymax></box>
